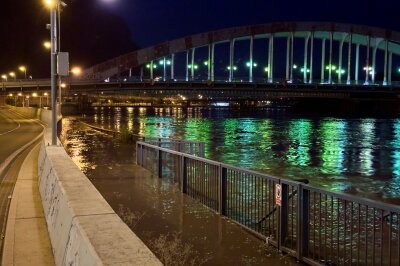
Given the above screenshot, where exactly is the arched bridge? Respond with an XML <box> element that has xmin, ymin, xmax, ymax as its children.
<box><xmin>83</xmin><ymin>21</ymin><xmax>400</xmax><ymax>86</ymax></box>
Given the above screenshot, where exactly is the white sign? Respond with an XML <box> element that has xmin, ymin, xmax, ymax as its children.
<box><xmin>57</xmin><ymin>52</ymin><xmax>70</xmax><ymax>76</ymax></box>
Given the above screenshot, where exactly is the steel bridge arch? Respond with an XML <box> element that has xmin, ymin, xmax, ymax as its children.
<box><xmin>83</xmin><ymin>21</ymin><xmax>400</xmax><ymax>82</ymax></box>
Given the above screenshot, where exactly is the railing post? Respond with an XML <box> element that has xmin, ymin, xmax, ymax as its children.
<box><xmin>299</xmin><ymin>186</ymin><xmax>310</xmax><ymax>258</ymax></box>
<box><xmin>180</xmin><ymin>156</ymin><xmax>187</xmax><ymax>193</ymax></box>
<box><xmin>218</xmin><ymin>165</ymin><xmax>227</xmax><ymax>215</ymax></box>
<box><xmin>157</xmin><ymin>149</ymin><xmax>162</xmax><ymax>178</ymax></box>
<box><xmin>136</xmin><ymin>143</ymin><xmax>141</xmax><ymax>165</ymax></box>
<box><xmin>279</xmin><ymin>183</ymin><xmax>289</xmax><ymax>249</ymax></box>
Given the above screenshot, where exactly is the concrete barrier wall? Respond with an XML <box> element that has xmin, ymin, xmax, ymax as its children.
<box><xmin>8</xmin><ymin>106</ymin><xmax>62</xmax><ymax>127</ymax></box>
<box><xmin>38</xmin><ymin>129</ymin><xmax>162</xmax><ymax>266</ymax></box>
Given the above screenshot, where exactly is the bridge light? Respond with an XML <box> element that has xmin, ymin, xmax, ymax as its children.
<box><xmin>194</xmin><ymin>65</ymin><xmax>198</xmax><ymax>70</ymax></box>
<box><xmin>166</xmin><ymin>60</ymin><xmax>171</xmax><ymax>65</ymax></box>
<box><xmin>293</xmin><ymin>64</ymin><xmax>297</xmax><ymax>69</ymax></box>
<box><xmin>159</xmin><ymin>60</ymin><xmax>164</xmax><ymax>65</ymax></box>
<box><xmin>307</xmin><ymin>69</ymin><xmax>310</xmax><ymax>73</ymax></box>
<box><xmin>9</xmin><ymin>72</ymin><xmax>16</xmax><ymax>78</ymax></box>
<box><xmin>44</xmin><ymin>92</ymin><xmax>48</xmax><ymax>96</ymax></box>
<box><xmin>8</xmin><ymin>93</ymin><xmax>13</xmax><ymax>97</ymax></box>
<box><xmin>264</xmin><ymin>67</ymin><xmax>269</xmax><ymax>72</ymax></box>
<box><xmin>246</xmin><ymin>62</ymin><xmax>251</xmax><ymax>67</ymax></box>
<box><xmin>1</xmin><ymin>75</ymin><xmax>7</xmax><ymax>81</ymax></box>
<box><xmin>233</xmin><ymin>66</ymin><xmax>237</xmax><ymax>71</ymax></box>
<box><xmin>153</xmin><ymin>65</ymin><xmax>157</xmax><ymax>69</ymax></box>
<box><xmin>204</xmin><ymin>61</ymin><xmax>208</xmax><ymax>66</ymax></box>
<box><xmin>188</xmin><ymin>65</ymin><xmax>192</xmax><ymax>69</ymax></box>
<box><xmin>60</xmin><ymin>83</ymin><xmax>67</xmax><ymax>88</ymax></box>
<box><xmin>398</xmin><ymin>67</ymin><xmax>400</xmax><ymax>73</ymax></box>
<box><xmin>146</xmin><ymin>64</ymin><xmax>150</xmax><ymax>69</ymax></box>
<box><xmin>32</xmin><ymin>92</ymin><xmax>38</xmax><ymax>97</ymax></box>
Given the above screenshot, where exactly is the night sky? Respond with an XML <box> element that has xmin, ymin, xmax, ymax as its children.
<box><xmin>0</xmin><ymin>0</ymin><xmax>399</xmax><ymax>78</ymax></box>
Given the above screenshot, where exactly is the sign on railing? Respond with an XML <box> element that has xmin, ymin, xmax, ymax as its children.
<box><xmin>136</xmin><ymin>141</ymin><xmax>400</xmax><ymax>266</ymax></box>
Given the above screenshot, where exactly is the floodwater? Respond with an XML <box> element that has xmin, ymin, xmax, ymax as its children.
<box><xmin>60</xmin><ymin>106</ymin><xmax>400</xmax><ymax>265</ymax></box>
<box><xmin>60</xmin><ymin>117</ymin><xmax>300</xmax><ymax>265</ymax></box>
<box><xmin>81</xmin><ymin>106</ymin><xmax>400</xmax><ymax>205</ymax></box>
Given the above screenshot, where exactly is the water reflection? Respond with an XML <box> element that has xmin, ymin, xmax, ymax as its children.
<box><xmin>82</xmin><ymin>107</ymin><xmax>400</xmax><ymax>203</ymax></box>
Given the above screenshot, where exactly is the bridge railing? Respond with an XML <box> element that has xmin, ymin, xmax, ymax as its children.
<box><xmin>136</xmin><ymin>141</ymin><xmax>400</xmax><ymax>266</ymax></box>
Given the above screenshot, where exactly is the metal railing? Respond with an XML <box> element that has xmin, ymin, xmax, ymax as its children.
<box><xmin>136</xmin><ymin>141</ymin><xmax>400</xmax><ymax>266</ymax></box>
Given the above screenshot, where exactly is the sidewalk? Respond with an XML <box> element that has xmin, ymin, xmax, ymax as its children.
<box><xmin>2</xmin><ymin>143</ymin><xmax>54</xmax><ymax>265</ymax></box>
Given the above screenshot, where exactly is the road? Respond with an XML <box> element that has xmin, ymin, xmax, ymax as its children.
<box><xmin>0</xmin><ymin>107</ymin><xmax>44</xmax><ymax>258</ymax></box>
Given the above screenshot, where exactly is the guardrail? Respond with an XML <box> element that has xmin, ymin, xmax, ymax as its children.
<box><xmin>2</xmin><ymin>77</ymin><xmax>400</xmax><ymax>88</ymax></box>
<box><xmin>136</xmin><ymin>141</ymin><xmax>400</xmax><ymax>266</ymax></box>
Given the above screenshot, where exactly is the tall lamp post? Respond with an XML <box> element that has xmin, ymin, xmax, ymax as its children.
<box><xmin>19</xmin><ymin>66</ymin><xmax>27</xmax><ymax>79</ymax></box>
<box><xmin>45</xmin><ymin>0</ymin><xmax>59</xmax><ymax>145</ymax></box>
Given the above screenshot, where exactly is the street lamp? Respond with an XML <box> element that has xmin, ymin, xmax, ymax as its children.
<box><xmin>71</xmin><ymin>66</ymin><xmax>82</xmax><ymax>76</ymax></box>
<box><xmin>9</xmin><ymin>72</ymin><xmax>16</xmax><ymax>81</ymax></box>
<box><xmin>43</xmin><ymin>41</ymin><xmax>51</xmax><ymax>49</ymax></box>
<box><xmin>44</xmin><ymin>0</ymin><xmax>61</xmax><ymax>145</ymax></box>
<box><xmin>1</xmin><ymin>75</ymin><xmax>7</xmax><ymax>82</ymax></box>
<box><xmin>19</xmin><ymin>66</ymin><xmax>27</xmax><ymax>79</ymax></box>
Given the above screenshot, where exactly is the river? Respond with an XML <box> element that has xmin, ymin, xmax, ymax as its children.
<box><xmin>60</xmin><ymin>106</ymin><xmax>400</xmax><ymax>265</ymax></box>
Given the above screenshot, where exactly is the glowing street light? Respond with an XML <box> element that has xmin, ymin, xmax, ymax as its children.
<box><xmin>293</xmin><ymin>64</ymin><xmax>298</xmax><ymax>69</ymax></box>
<box><xmin>9</xmin><ymin>72</ymin><xmax>16</xmax><ymax>81</ymax></box>
<box><xmin>71</xmin><ymin>67</ymin><xmax>82</xmax><ymax>76</ymax></box>
<box><xmin>19</xmin><ymin>66</ymin><xmax>27</xmax><ymax>79</ymax></box>
<box><xmin>1</xmin><ymin>75</ymin><xmax>7</xmax><ymax>82</ymax></box>
<box><xmin>227</xmin><ymin>66</ymin><xmax>237</xmax><ymax>71</ymax></box>
<box><xmin>43</xmin><ymin>41</ymin><xmax>51</xmax><ymax>49</ymax></box>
